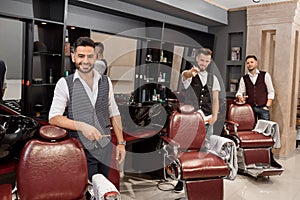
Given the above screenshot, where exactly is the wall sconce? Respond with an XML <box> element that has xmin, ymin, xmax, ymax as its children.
<box><xmin>253</xmin><ymin>0</ymin><xmax>260</xmax><ymax>3</ymax></box>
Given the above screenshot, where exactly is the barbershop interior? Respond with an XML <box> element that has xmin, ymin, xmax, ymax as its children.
<box><xmin>1</xmin><ymin>0</ymin><xmax>300</xmax><ymax>199</ymax></box>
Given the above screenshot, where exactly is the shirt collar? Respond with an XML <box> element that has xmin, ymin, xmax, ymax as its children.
<box><xmin>199</xmin><ymin>70</ymin><xmax>208</xmax><ymax>76</ymax></box>
<box><xmin>73</xmin><ymin>69</ymin><xmax>101</xmax><ymax>82</ymax></box>
<box><xmin>247</xmin><ymin>69</ymin><xmax>260</xmax><ymax>76</ymax></box>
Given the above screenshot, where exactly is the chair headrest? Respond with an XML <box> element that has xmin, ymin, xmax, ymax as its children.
<box><xmin>233</xmin><ymin>99</ymin><xmax>246</xmax><ymax>105</ymax></box>
<box><xmin>39</xmin><ymin>125</ymin><xmax>68</xmax><ymax>141</ymax></box>
<box><xmin>178</xmin><ymin>104</ymin><xmax>195</xmax><ymax>114</ymax></box>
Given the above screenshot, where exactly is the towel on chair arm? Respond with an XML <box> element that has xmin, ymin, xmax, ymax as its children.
<box><xmin>91</xmin><ymin>174</ymin><xmax>120</xmax><ymax>200</ymax></box>
<box><xmin>207</xmin><ymin>135</ymin><xmax>238</xmax><ymax>180</ymax></box>
<box><xmin>252</xmin><ymin>119</ymin><xmax>281</xmax><ymax>149</ymax></box>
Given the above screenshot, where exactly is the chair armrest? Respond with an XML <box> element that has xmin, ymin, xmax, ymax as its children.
<box><xmin>160</xmin><ymin>136</ymin><xmax>180</xmax><ymax>156</ymax></box>
<box><xmin>0</xmin><ymin>184</ymin><xmax>12</xmax><ymax>200</ymax></box>
<box><xmin>224</xmin><ymin>120</ymin><xmax>239</xmax><ymax>135</ymax></box>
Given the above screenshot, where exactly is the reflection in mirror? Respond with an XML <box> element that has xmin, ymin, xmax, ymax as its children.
<box><xmin>0</xmin><ymin>17</ymin><xmax>23</xmax><ymax>100</ymax></box>
<box><xmin>91</xmin><ymin>31</ymin><xmax>137</xmax><ymax>95</ymax></box>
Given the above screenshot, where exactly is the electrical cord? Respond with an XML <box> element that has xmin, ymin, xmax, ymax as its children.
<box><xmin>156</xmin><ymin>179</ymin><xmax>176</xmax><ymax>191</ymax></box>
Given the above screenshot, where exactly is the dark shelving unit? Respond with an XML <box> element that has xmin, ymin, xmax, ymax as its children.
<box><xmin>21</xmin><ymin>0</ymin><xmax>67</xmax><ymax>122</ymax></box>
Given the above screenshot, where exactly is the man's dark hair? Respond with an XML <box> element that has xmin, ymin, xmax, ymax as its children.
<box><xmin>73</xmin><ymin>37</ymin><xmax>95</xmax><ymax>51</ymax></box>
<box><xmin>245</xmin><ymin>55</ymin><xmax>257</xmax><ymax>61</ymax></box>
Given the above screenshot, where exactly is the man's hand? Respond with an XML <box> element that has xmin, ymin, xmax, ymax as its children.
<box><xmin>190</xmin><ymin>67</ymin><xmax>200</xmax><ymax>77</ymax></box>
<box><xmin>237</xmin><ymin>95</ymin><xmax>247</xmax><ymax>104</ymax></box>
<box><xmin>183</xmin><ymin>67</ymin><xmax>200</xmax><ymax>81</ymax></box>
<box><xmin>77</xmin><ymin>122</ymin><xmax>102</xmax><ymax>141</ymax></box>
<box><xmin>207</xmin><ymin>115</ymin><xmax>217</xmax><ymax>125</ymax></box>
<box><xmin>116</xmin><ymin>144</ymin><xmax>126</xmax><ymax>164</ymax></box>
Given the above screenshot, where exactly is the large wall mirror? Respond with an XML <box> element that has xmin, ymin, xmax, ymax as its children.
<box><xmin>0</xmin><ymin>17</ymin><xmax>23</xmax><ymax>100</ymax></box>
<box><xmin>91</xmin><ymin>31</ymin><xmax>137</xmax><ymax>94</ymax></box>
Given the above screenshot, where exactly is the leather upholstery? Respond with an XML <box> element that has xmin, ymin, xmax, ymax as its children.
<box><xmin>227</xmin><ymin>103</ymin><xmax>273</xmax><ymax>148</ymax></box>
<box><xmin>227</xmin><ymin>103</ymin><xmax>256</xmax><ymax>131</ymax></box>
<box><xmin>179</xmin><ymin>151</ymin><xmax>229</xmax><ymax>179</ymax></box>
<box><xmin>0</xmin><ymin>184</ymin><xmax>12</xmax><ymax>200</ymax></box>
<box><xmin>244</xmin><ymin>148</ymin><xmax>270</xmax><ymax>166</ymax></box>
<box><xmin>185</xmin><ymin>179</ymin><xmax>223</xmax><ymax>200</ymax></box>
<box><xmin>168</xmin><ymin>105</ymin><xmax>206</xmax><ymax>151</ymax></box>
<box><xmin>234</xmin><ymin>131</ymin><xmax>274</xmax><ymax>148</ymax></box>
<box><xmin>17</xmin><ymin>125</ymin><xmax>88</xmax><ymax>200</ymax></box>
<box><xmin>165</xmin><ymin>104</ymin><xmax>229</xmax><ymax>200</ymax></box>
<box><xmin>225</xmin><ymin>102</ymin><xmax>284</xmax><ymax>178</ymax></box>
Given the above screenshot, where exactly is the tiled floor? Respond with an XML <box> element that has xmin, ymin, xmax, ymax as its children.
<box><xmin>120</xmin><ymin>149</ymin><xmax>300</xmax><ymax>200</ymax></box>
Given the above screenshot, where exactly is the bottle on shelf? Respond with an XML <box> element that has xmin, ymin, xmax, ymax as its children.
<box><xmin>152</xmin><ymin>89</ymin><xmax>157</xmax><ymax>101</ymax></box>
<box><xmin>65</xmin><ymin>37</ymin><xmax>70</xmax><ymax>56</ymax></box>
<box><xmin>64</xmin><ymin>70</ymin><xmax>69</xmax><ymax>77</ymax></box>
<box><xmin>49</xmin><ymin>68</ymin><xmax>53</xmax><ymax>84</ymax></box>
<box><xmin>158</xmin><ymin>72</ymin><xmax>162</xmax><ymax>82</ymax></box>
<box><xmin>160</xmin><ymin>50</ymin><xmax>164</xmax><ymax>62</ymax></box>
<box><xmin>142</xmin><ymin>89</ymin><xmax>146</xmax><ymax>102</ymax></box>
<box><xmin>146</xmin><ymin>49</ymin><xmax>152</xmax><ymax>62</ymax></box>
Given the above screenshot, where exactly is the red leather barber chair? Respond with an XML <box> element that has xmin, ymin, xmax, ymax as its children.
<box><xmin>223</xmin><ymin>101</ymin><xmax>284</xmax><ymax>178</ymax></box>
<box><xmin>161</xmin><ymin>105</ymin><xmax>230</xmax><ymax>200</ymax></box>
<box><xmin>0</xmin><ymin>125</ymin><xmax>88</xmax><ymax>199</ymax></box>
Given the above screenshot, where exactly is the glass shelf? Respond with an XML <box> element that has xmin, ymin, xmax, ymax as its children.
<box><xmin>33</xmin><ymin>52</ymin><xmax>62</xmax><ymax>56</ymax></box>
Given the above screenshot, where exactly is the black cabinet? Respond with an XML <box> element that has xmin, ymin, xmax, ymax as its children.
<box><xmin>208</xmin><ymin>10</ymin><xmax>247</xmax><ymax>97</ymax></box>
<box><xmin>21</xmin><ymin>0</ymin><xmax>67</xmax><ymax>121</ymax></box>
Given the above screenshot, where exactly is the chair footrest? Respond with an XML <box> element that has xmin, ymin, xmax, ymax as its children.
<box><xmin>246</xmin><ymin>167</ymin><xmax>284</xmax><ymax>177</ymax></box>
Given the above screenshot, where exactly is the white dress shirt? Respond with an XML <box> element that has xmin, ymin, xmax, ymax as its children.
<box><xmin>236</xmin><ymin>69</ymin><xmax>275</xmax><ymax>99</ymax></box>
<box><xmin>94</xmin><ymin>60</ymin><xmax>107</xmax><ymax>75</ymax></box>
<box><xmin>48</xmin><ymin>69</ymin><xmax>120</xmax><ymax>120</ymax></box>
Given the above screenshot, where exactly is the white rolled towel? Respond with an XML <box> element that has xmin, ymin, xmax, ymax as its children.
<box><xmin>92</xmin><ymin>174</ymin><xmax>120</xmax><ymax>200</ymax></box>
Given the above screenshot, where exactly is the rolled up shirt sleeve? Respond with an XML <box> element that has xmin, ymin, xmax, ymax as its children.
<box><xmin>265</xmin><ymin>72</ymin><xmax>275</xmax><ymax>99</ymax></box>
<box><xmin>107</xmin><ymin>77</ymin><xmax>120</xmax><ymax>117</ymax></box>
<box><xmin>48</xmin><ymin>78</ymin><xmax>69</xmax><ymax>120</ymax></box>
<box><xmin>182</xmin><ymin>76</ymin><xmax>192</xmax><ymax>89</ymax></box>
<box><xmin>236</xmin><ymin>77</ymin><xmax>246</xmax><ymax>98</ymax></box>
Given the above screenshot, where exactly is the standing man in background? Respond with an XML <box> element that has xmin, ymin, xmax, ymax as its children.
<box><xmin>174</xmin><ymin>48</ymin><xmax>221</xmax><ymax>193</ymax></box>
<box><xmin>94</xmin><ymin>42</ymin><xmax>108</xmax><ymax>75</ymax></box>
<box><xmin>236</xmin><ymin>55</ymin><xmax>275</xmax><ymax>120</ymax></box>
<box><xmin>0</xmin><ymin>60</ymin><xmax>7</xmax><ymax>100</ymax></box>
<box><xmin>182</xmin><ymin>48</ymin><xmax>221</xmax><ymax>144</ymax></box>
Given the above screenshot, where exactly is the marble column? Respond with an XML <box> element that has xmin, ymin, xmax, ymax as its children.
<box><xmin>246</xmin><ymin>0</ymin><xmax>300</xmax><ymax>158</ymax></box>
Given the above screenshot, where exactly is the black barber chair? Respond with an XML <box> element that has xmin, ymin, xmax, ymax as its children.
<box><xmin>0</xmin><ymin>114</ymin><xmax>39</xmax><ymax>186</ymax></box>
<box><xmin>0</xmin><ymin>114</ymin><xmax>39</xmax><ymax>160</ymax></box>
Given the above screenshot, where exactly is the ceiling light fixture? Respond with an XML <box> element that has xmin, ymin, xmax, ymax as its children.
<box><xmin>253</xmin><ymin>0</ymin><xmax>260</xmax><ymax>3</ymax></box>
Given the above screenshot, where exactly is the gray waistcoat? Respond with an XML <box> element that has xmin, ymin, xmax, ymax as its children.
<box><xmin>65</xmin><ymin>74</ymin><xmax>111</xmax><ymax>149</ymax></box>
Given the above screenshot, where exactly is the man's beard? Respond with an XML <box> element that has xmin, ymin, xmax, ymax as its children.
<box><xmin>248</xmin><ymin>67</ymin><xmax>255</xmax><ymax>72</ymax></box>
<box><xmin>75</xmin><ymin>62</ymin><xmax>94</xmax><ymax>73</ymax></box>
<box><xmin>197</xmin><ymin>65</ymin><xmax>205</xmax><ymax>72</ymax></box>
